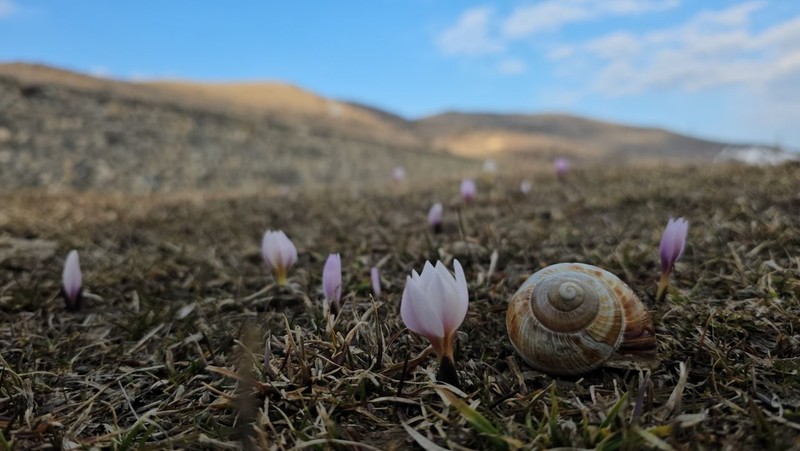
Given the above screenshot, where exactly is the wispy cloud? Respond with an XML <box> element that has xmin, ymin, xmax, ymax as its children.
<box><xmin>497</xmin><ymin>58</ymin><xmax>526</xmax><ymax>75</ymax></box>
<box><xmin>578</xmin><ymin>2</ymin><xmax>800</xmax><ymax>95</ymax></box>
<box><xmin>0</xmin><ymin>0</ymin><xmax>18</xmax><ymax>18</ymax></box>
<box><xmin>503</xmin><ymin>0</ymin><xmax>680</xmax><ymax>38</ymax></box>
<box><xmin>436</xmin><ymin>7</ymin><xmax>503</xmax><ymax>56</ymax></box>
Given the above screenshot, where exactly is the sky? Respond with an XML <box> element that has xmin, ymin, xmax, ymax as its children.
<box><xmin>2</xmin><ymin>0</ymin><xmax>800</xmax><ymax>149</ymax></box>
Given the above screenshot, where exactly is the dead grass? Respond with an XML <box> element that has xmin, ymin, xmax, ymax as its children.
<box><xmin>1</xmin><ymin>163</ymin><xmax>800</xmax><ymax>450</ymax></box>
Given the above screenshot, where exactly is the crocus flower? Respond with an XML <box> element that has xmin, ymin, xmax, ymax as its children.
<box><xmin>656</xmin><ymin>217</ymin><xmax>688</xmax><ymax>301</ymax></box>
<box><xmin>460</xmin><ymin>179</ymin><xmax>476</xmax><ymax>204</ymax></box>
<box><xmin>554</xmin><ymin>158</ymin><xmax>570</xmax><ymax>178</ymax></box>
<box><xmin>483</xmin><ymin>159</ymin><xmax>497</xmax><ymax>174</ymax></box>
<box><xmin>322</xmin><ymin>253</ymin><xmax>342</xmax><ymax>313</ymax></box>
<box><xmin>262</xmin><ymin>230</ymin><xmax>297</xmax><ymax>286</ymax></box>
<box><xmin>520</xmin><ymin>180</ymin><xmax>532</xmax><ymax>195</ymax></box>
<box><xmin>393</xmin><ymin>167</ymin><xmax>406</xmax><ymax>182</ymax></box>
<box><xmin>62</xmin><ymin>250</ymin><xmax>82</xmax><ymax>311</ymax></box>
<box><xmin>428</xmin><ymin>202</ymin><xmax>443</xmax><ymax>234</ymax></box>
<box><xmin>370</xmin><ymin>266</ymin><xmax>381</xmax><ymax>297</ymax></box>
<box><xmin>401</xmin><ymin>259</ymin><xmax>469</xmax><ymax>386</ymax></box>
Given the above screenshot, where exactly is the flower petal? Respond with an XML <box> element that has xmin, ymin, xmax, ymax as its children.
<box><xmin>62</xmin><ymin>250</ymin><xmax>82</xmax><ymax>303</ymax></box>
<box><xmin>370</xmin><ymin>267</ymin><xmax>381</xmax><ymax>297</ymax></box>
<box><xmin>450</xmin><ymin>259</ymin><xmax>469</xmax><ymax>328</ymax></box>
<box><xmin>659</xmin><ymin>217</ymin><xmax>688</xmax><ymax>272</ymax></box>
<box><xmin>432</xmin><ymin>261</ymin><xmax>462</xmax><ymax>333</ymax></box>
<box><xmin>322</xmin><ymin>253</ymin><xmax>342</xmax><ymax>303</ymax></box>
<box><xmin>428</xmin><ymin>203</ymin><xmax>443</xmax><ymax>226</ymax></box>
<box><xmin>401</xmin><ymin>275</ymin><xmax>445</xmax><ymax>339</ymax></box>
<box><xmin>419</xmin><ymin>261</ymin><xmax>437</xmax><ymax>292</ymax></box>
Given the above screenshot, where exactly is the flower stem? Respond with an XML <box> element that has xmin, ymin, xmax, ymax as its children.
<box><xmin>436</xmin><ymin>354</ymin><xmax>460</xmax><ymax>388</ymax></box>
<box><xmin>655</xmin><ymin>271</ymin><xmax>670</xmax><ymax>302</ymax></box>
<box><xmin>275</xmin><ymin>268</ymin><xmax>288</xmax><ymax>286</ymax></box>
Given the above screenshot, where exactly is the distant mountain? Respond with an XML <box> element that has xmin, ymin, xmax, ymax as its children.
<box><xmin>0</xmin><ymin>62</ymin><xmax>773</xmax><ymax>192</ymax></box>
<box><xmin>414</xmin><ymin>112</ymin><xmax>728</xmax><ymax>163</ymax></box>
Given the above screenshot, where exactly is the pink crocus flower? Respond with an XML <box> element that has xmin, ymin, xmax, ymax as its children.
<box><xmin>370</xmin><ymin>266</ymin><xmax>381</xmax><ymax>298</ymax></box>
<box><xmin>554</xmin><ymin>158</ymin><xmax>570</xmax><ymax>178</ymax></box>
<box><xmin>460</xmin><ymin>179</ymin><xmax>476</xmax><ymax>204</ymax></box>
<box><xmin>262</xmin><ymin>230</ymin><xmax>298</xmax><ymax>285</ymax></box>
<box><xmin>520</xmin><ymin>180</ymin><xmax>532</xmax><ymax>195</ymax></box>
<box><xmin>392</xmin><ymin>167</ymin><xmax>406</xmax><ymax>182</ymax></box>
<box><xmin>401</xmin><ymin>259</ymin><xmax>469</xmax><ymax>386</ymax></box>
<box><xmin>62</xmin><ymin>250</ymin><xmax>82</xmax><ymax>311</ymax></box>
<box><xmin>428</xmin><ymin>202</ymin><xmax>443</xmax><ymax>234</ymax></box>
<box><xmin>656</xmin><ymin>217</ymin><xmax>689</xmax><ymax>301</ymax></box>
<box><xmin>322</xmin><ymin>253</ymin><xmax>342</xmax><ymax>313</ymax></box>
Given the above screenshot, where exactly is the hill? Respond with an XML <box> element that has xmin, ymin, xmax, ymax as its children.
<box><xmin>141</xmin><ymin>81</ymin><xmax>422</xmax><ymax>147</ymax></box>
<box><xmin>0</xmin><ymin>62</ymin><xmax>774</xmax><ymax>192</ymax></box>
<box><xmin>0</xmin><ymin>63</ymin><xmax>470</xmax><ymax>192</ymax></box>
<box><xmin>414</xmin><ymin>112</ymin><xmax>727</xmax><ymax>163</ymax></box>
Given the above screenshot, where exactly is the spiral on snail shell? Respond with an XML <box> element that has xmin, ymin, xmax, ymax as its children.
<box><xmin>506</xmin><ymin>263</ymin><xmax>657</xmax><ymax>376</ymax></box>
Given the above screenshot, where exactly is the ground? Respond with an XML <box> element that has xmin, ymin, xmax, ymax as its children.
<box><xmin>1</xmin><ymin>164</ymin><xmax>799</xmax><ymax>450</ymax></box>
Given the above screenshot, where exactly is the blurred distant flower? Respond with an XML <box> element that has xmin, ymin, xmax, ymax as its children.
<box><xmin>554</xmin><ymin>158</ymin><xmax>570</xmax><ymax>178</ymax></box>
<box><xmin>483</xmin><ymin>159</ymin><xmax>497</xmax><ymax>173</ymax></box>
<box><xmin>401</xmin><ymin>259</ymin><xmax>469</xmax><ymax>386</ymax></box>
<box><xmin>370</xmin><ymin>266</ymin><xmax>381</xmax><ymax>297</ymax></box>
<box><xmin>520</xmin><ymin>179</ymin><xmax>532</xmax><ymax>195</ymax></box>
<box><xmin>656</xmin><ymin>217</ymin><xmax>688</xmax><ymax>302</ymax></box>
<box><xmin>262</xmin><ymin>230</ymin><xmax>297</xmax><ymax>286</ymax></box>
<box><xmin>428</xmin><ymin>202</ymin><xmax>444</xmax><ymax>234</ymax></box>
<box><xmin>323</xmin><ymin>253</ymin><xmax>342</xmax><ymax>313</ymax></box>
<box><xmin>460</xmin><ymin>179</ymin><xmax>476</xmax><ymax>203</ymax></box>
<box><xmin>62</xmin><ymin>249</ymin><xmax>82</xmax><ymax>311</ymax></box>
<box><xmin>393</xmin><ymin>167</ymin><xmax>406</xmax><ymax>182</ymax></box>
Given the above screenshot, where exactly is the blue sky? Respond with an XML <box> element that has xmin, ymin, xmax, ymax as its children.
<box><xmin>2</xmin><ymin>0</ymin><xmax>800</xmax><ymax>148</ymax></box>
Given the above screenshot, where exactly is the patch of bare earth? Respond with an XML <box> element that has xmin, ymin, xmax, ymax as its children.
<box><xmin>1</xmin><ymin>164</ymin><xmax>799</xmax><ymax>449</ymax></box>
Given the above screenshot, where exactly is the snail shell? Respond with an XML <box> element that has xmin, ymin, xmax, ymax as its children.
<box><xmin>506</xmin><ymin>263</ymin><xmax>657</xmax><ymax>376</ymax></box>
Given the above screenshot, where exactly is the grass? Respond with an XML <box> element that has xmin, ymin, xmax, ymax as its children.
<box><xmin>1</xmin><ymin>163</ymin><xmax>799</xmax><ymax>450</ymax></box>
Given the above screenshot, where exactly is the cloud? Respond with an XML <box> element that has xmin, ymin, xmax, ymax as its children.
<box><xmin>585</xmin><ymin>32</ymin><xmax>641</xmax><ymax>59</ymax></box>
<box><xmin>546</xmin><ymin>45</ymin><xmax>576</xmax><ymax>60</ymax></box>
<box><xmin>437</xmin><ymin>1</ymin><xmax>679</xmax><ymax>58</ymax></box>
<box><xmin>503</xmin><ymin>2</ymin><xmax>591</xmax><ymax>37</ymax></box>
<box><xmin>497</xmin><ymin>58</ymin><xmax>526</xmax><ymax>75</ymax></box>
<box><xmin>574</xmin><ymin>2</ymin><xmax>800</xmax><ymax>95</ymax></box>
<box><xmin>502</xmin><ymin>0</ymin><xmax>680</xmax><ymax>38</ymax></box>
<box><xmin>0</xmin><ymin>0</ymin><xmax>17</xmax><ymax>18</ymax></box>
<box><xmin>436</xmin><ymin>7</ymin><xmax>504</xmax><ymax>56</ymax></box>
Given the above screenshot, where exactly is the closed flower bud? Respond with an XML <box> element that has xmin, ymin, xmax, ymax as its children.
<box><xmin>554</xmin><ymin>158</ymin><xmax>570</xmax><ymax>178</ymax></box>
<box><xmin>262</xmin><ymin>230</ymin><xmax>297</xmax><ymax>285</ymax></box>
<box><xmin>460</xmin><ymin>179</ymin><xmax>476</xmax><ymax>203</ymax></box>
<box><xmin>656</xmin><ymin>217</ymin><xmax>688</xmax><ymax>301</ymax></box>
<box><xmin>322</xmin><ymin>253</ymin><xmax>342</xmax><ymax>313</ymax></box>
<box><xmin>428</xmin><ymin>202</ymin><xmax>443</xmax><ymax>233</ymax></box>
<box><xmin>520</xmin><ymin>180</ymin><xmax>532</xmax><ymax>195</ymax></box>
<box><xmin>62</xmin><ymin>250</ymin><xmax>83</xmax><ymax>311</ymax></box>
<box><xmin>370</xmin><ymin>266</ymin><xmax>381</xmax><ymax>297</ymax></box>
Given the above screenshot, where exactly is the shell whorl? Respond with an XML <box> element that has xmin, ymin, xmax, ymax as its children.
<box><xmin>507</xmin><ymin>263</ymin><xmax>654</xmax><ymax>376</ymax></box>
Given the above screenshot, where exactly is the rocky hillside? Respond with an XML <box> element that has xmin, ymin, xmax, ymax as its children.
<box><xmin>0</xmin><ymin>62</ymin><xmax>767</xmax><ymax>192</ymax></box>
<box><xmin>0</xmin><ymin>64</ymin><xmax>473</xmax><ymax>193</ymax></box>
